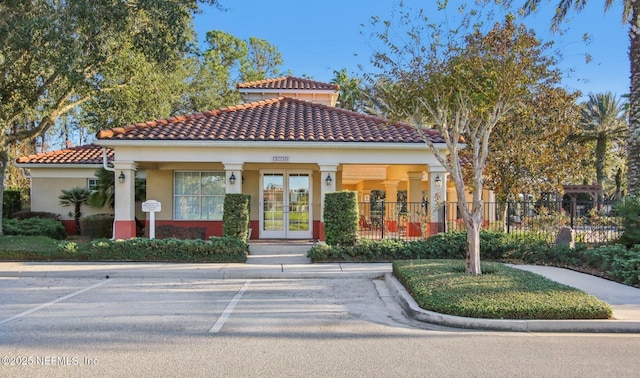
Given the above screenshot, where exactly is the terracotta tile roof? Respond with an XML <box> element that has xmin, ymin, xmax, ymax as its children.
<box><xmin>237</xmin><ymin>76</ymin><xmax>339</xmax><ymax>91</ymax></box>
<box><xmin>97</xmin><ymin>97</ymin><xmax>444</xmax><ymax>144</ymax></box>
<box><xmin>15</xmin><ymin>144</ymin><xmax>113</xmax><ymax>165</ymax></box>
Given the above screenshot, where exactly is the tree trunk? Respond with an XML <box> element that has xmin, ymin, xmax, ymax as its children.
<box><xmin>74</xmin><ymin>203</ymin><xmax>82</xmax><ymax>235</ymax></box>
<box><xmin>465</xmin><ymin>219</ymin><xmax>482</xmax><ymax>275</ymax></box>
<box><xmin>595</xmin><ymin>137</ymin><xmax>606</xmax><ymax>204</ymax></box>
<box><xmin>628</xmin><ymin>4</ymin><xmax>640</xmax><ymax>196</ymax></box>
<box><xmin>0</xmin><ymin>148</ymin><xmax>7</xmax><ymax>235</ymax></box>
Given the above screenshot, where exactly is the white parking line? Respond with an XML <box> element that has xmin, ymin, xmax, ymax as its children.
<box><xmin>209</xmin><ymin>280</ymin><xmax>251</xmax><ymax>333</ymax></box>
<box><xmin>0</xmin><ymin>280</ymin><xmax>110</xmax><ymax>326</ymax></box>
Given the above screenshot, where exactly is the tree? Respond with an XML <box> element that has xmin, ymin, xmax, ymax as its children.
<box><xmin>331</xmin><ymin>69</ymin><xmax>365</xmax><ymax>112</ymax></box>
<box><xmin>88</xmin><ymin>168</ymin><xmax>146</xmax><ymax>210</ymax></box>
<box><xmin>370</xmin><ymin>11</ymin><xmax>559</xmax><ymax>274</ymax></box>
<box><xmin>203</xmin><ymin>31</ymin><xmax>285</xmax><ymax>86</ymax></box>
<box><xmin>484</xmin><ymin>85</ymin><xmax>587</xmax><ymax>224</ymax></box>
<box><xmin>516</xmin><ymin>0</ymin><xmax>640</xmax><ymax>196</ymax></box>
<box><xmin>568</xmin><ymin>92</ymin><xmax>628</xmax><ymax>202</ymax></box>
<box><xmin>242</xmin><ymin>37</ymin><xmax>284</xmax><ymax>82</ymax></box>
<box><xmin>59</xmin><ymin>187</ymin><xmax>90</xmax><ymax>235</ymax></box>
<box><xmin>0</xmin><ymin>0</ymin><xmax>220</xmax><ymax>234</ymax></box>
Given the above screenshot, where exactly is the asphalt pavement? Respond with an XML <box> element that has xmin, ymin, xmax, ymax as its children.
<box><xmin>2</xmin><ymin>258</ymin><xmax>640</xmax><ymax>332</ymax></box>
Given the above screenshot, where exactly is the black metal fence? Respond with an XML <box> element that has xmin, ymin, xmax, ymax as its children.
<box><xmin>357</xmin><ymin>200</ymin><xmax>623</xmax><ymax>244</ymax></box>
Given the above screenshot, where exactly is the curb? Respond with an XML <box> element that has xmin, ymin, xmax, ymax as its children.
<box><xmin>383</xmin><ymin>273</ymin><xmax>640</xmax><ymax>333</ymax></box>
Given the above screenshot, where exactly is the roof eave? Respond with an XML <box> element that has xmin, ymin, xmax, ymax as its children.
<box><xmin>93</xmin><ymin>139</ymin><xmax>450</xmax><ymax>150</ymax></box>
<box><xmin>14</xmin><ymin>163</ymin><xmax>104</xmax><ymax>169</ymax></box>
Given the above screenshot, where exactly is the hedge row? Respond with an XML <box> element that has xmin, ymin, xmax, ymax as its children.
<box><xmin>308</xmin><ymin>231</ymin><xmax>640</xmax><ymax>287</ymax></box>
<box><xmin>57</xmin><ymin>236</ymin><xmax>248</xmax><ymax>262</ymax></box>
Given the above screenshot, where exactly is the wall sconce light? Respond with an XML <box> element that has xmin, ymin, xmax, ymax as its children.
<box><xmin>229</xmin><ymin>172</ymin><xmax>236</xmax><ymax>185</ymax></box>
<box><xmin>325</xmin><ymin>174</ymin><xmax>333</xmax><ymax>186</ymax></box>
<box><xmin>434</xmin><ymin>174</ymin><xmax>441</xmax><ymax>186</ymax></box>
<box><xmin>118</xmin><ymin>171</ymin><xmax>125</xmax><ymax>183</ymax></box>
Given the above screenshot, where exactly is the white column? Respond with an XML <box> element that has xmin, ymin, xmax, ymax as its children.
<box><xmin>429</xmin><ymin>171</ymin><xmax>447</xmax><ymax>223</ymax></box>
<box><xmin>223</xmin><ymin>162</ymin><xmax>244</xmax><ymax>194</ymax></box>
<box><xmin>407</xmin><ymin>172</ymin><xmax>424</xmax><ymax>221</ymax></box>
<box><xmin>113</xmin><ymin>161</ymin><xmax>137</xmax><ymax>239</ymax></box>
<box><xmin>319</xmin><ymin>164</ymin><xmax>338</xmax><ymax>221</ymax></box>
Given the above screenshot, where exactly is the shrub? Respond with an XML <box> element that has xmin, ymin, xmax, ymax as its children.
<box><xmin>324</xmin><ymin>191</ymin><xmax>358</xmax><ymax>246</ymax></box>
<box><xmin>80</xmin><ymin>214</ymin><xmax>114</xmax><ymax>239</ymax></box>
<box><xmin>2</xmin><ymin>218</ymin><xmax>67</xmax><ymax>240</ymax></box>
<box><xmin>68</xmin><ymin>236</ymin><xmax>248</xmax><ymax>262</ymax></box>
<box><xmin>156</xmin><ymin>224</ymin><xmax>205</xmax><ymax>239</ymax></box>
<box><xmin>615</xmin><ymin>197</ymin><xmax>640</xmax><ymax>247</ymax></box>
<box><xmin>393</xmin><ymin>259</ymin><xmax>612</xmax><ymax>320</ymax></box>
<box><xmin>3</xmin><ymin>190</ymin><xmax>21</xmax><ymax>218</ymax></box>
<box><xmin>223</xmin><ymin>194</ymin><xmax>251</xmax><ymax>240</ymax></box>
<box><xmin>12</xmin><ymin>210</ymin><xmax>60</xmax><ymax>220</ymax></box>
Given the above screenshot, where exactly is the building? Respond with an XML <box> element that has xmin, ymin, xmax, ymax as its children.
<box><xmin>16</xmin><ymin>77</ymin><xmax>456</xmax><ymax>240</ymax></box>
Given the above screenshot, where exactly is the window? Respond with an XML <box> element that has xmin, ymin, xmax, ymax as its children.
<box><xmin>87</xmin><ymin>179</ymin><xmax>100</xmax><ymax>191</ymax></box>
<box><xmin>174</xmin><ymin>171</ymin><xmax>226</xmax><ymax>220</ymax></box>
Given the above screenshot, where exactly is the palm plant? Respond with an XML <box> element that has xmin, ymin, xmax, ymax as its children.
<box><xmin>59</xmin><ymin>187</ymin><xmax>91</xmax><ymax>234</ymax></box>
<box><xmin>568</xmin><ymin>92</ymin><xmax>628</xmax><ymax>202</ymax></box>
<box><xmin>519</xmin><ymin>0</ymin><xmax>640</xmax><ymax>195</ymax></box>
<box><xmin>88</xmin><ymin>168</ymin><xmax>146</xmax><ymax>209</ymax></box>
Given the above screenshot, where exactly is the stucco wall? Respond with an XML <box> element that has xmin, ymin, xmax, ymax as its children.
<box><xmin>29</xmin><ymin>174</ymin><xmax>111</xmax><ymax>220</ymax></box>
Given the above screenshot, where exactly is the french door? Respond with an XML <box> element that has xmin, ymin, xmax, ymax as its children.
<box><xmin>260</xmin><ymin>170</ymin><xmax>312</xmax><ymax>239</ymax></box>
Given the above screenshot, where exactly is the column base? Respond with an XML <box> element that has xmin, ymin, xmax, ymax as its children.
<box><xmin>114</xmin><ymin>220</ymin><xmax>137</xmax><ymax>239</ymax></box>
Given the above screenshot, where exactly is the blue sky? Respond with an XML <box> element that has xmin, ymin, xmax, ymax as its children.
<box><xmin>195</xmin><ymin>1</ymin><xmax>628</xmax><ymax>100</ymax></box>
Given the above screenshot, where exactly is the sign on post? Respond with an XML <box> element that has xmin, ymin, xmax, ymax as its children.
<box><xmin>142</xmin><ymin>200</ymin><xmax>161</xmax><ymax>239</ymax></box>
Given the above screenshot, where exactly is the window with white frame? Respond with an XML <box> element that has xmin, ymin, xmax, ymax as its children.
<box><xmin>174</xmin><ymin>171</ymin><xmax>226</xmax><ymax>220</ymax></box>
<box><xmin>87</xmin><ymin>179</ymin><xmax>100</xmax><ymax>191</ymax></box>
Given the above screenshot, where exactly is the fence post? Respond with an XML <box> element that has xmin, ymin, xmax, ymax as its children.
<box><xmin>380</xmin><ymin>200</ymin><xmax>385</xmax><ymax>239</ymax></box>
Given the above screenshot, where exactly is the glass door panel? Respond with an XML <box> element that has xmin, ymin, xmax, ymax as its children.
<box><xmin>263</xmin><ymin>174</ymin><xmax>284</xmax><ymax>233</ymax></box>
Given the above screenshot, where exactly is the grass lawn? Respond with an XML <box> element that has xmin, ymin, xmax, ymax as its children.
<box><xmin>0</xmin><ymin>235</ymin><xmax>62</xmax><ymax>259</ymax></box>
<box><xmin>393</xmin><ymin>259</ymin><xmax>613</xmax><ymax>320</ymax></box>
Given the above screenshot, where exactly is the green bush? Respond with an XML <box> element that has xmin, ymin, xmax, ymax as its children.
<box><xmin>80</xmin><ymin>214</ymin><xmax>114</xmax><ymax>239</ymax></box>
<box><xmin>12</xmin><ymin>210</ymin><xmax>60</xmax><ymax>220</ymax></box>
<box><xmin>2</xmin><ymin>218</ymin><xmax>67</xmax><ymax>240</ymax></box>
<box><xmin>156</xmin><ymin>224</ymin><xmax>205</xmax><ymax>239</ymax></box>
<box><xmin>3</xmin><ymin>190</ymin><xmax>22</xmax><ymax>218</ymax></box>
<box><xmin>615</xmin><ymin>197</ymin><xmax>640</xmax><ymax>247</ymax></box>
<box><xmin>59</xmin><ymin>236</ymin><xmax>247</xmax><ymax>262</ymax></box>
<box><xmin>393</xmin><ymin>259</ymin><xmax>612</xmax><ymax>320</ymax></box>
<box><xmin>223</xmin><ymin>194</ymin><xmax>251</xmax><ymax>240</ymax></box>
<box><xmin>323</xmin><ymin>191</ymin><xmax>358</xmax><ymax>246</ymax></box>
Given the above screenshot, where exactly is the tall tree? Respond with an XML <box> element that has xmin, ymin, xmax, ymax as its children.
<box><xmin>331</xmin><ymin>69</ymin><xmax>365</xmax><ymax>112</ymax></box>
<box><xmin>370</xmin><ymin>11</ymin><xmax>560</xmax><ymax>274</ymax></box>
<box><xmin>568</xmin><ymin>92</ymin><xmax>628</xmax><ymax>202</ymax></box>
<box><xmin>517</xmin><ymin>1</ymin><xmax>640</xmax><ymax>196</ymax></box>
<box><xmin>203</xmin><ymin>31</ymin><xmax>285</xmax><ymax>85</ymax></box>
<box><xmin>0</xmin><ymin>0</ymin><xmax>220</xmax><ymax>234</ymax></box>
<box><xmin>485</xmin><ymin>86</ymin><xmax>587</xmax><ymax>219</ymax></box>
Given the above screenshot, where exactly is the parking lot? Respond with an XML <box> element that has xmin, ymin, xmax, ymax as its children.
<box><xmin>2</xmin><ymin>262</ymin><xmax>640</xmax><ymax>377</ymax></box>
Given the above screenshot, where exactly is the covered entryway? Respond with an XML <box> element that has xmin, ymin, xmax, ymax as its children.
<box><xmin>260</xmin><ymin>170</ymin><xmax>313</xmax><ymax>239</ymax></box>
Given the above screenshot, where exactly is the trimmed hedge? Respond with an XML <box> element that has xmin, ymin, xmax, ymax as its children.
<box><xmin>223</xmin><ymin>194</ymin><xmax>251</xmax><ymax>240</ymax></box>
<box><xmin>56</xmin><ymin>236</ymin><xmax>248</xmax><ymax>262</ymax></box>
<box><xmin>156</xmin><ymin>224</ymin><xmax>205</xmax><ymax>239</ymax></box>
<box><xmin>2</xmin><ymin>218</ymin><xmax>67</xmax><ymax>240</ymax></box>
<box><xmin>616</xmin><ymin>197</ymin><xmax>640</xmax><ymax>247</ymax></box>
<box><xmin>3</xmin><ymin>190</ymin><xmax>21</xmax><ymax>218</ymax></box>
<box><xmin>12</xmin><ymin>210</ymin><xmax>60</xmax><ymax>220</ymax></box>
<box><xmin>323</xmin><ymin>191</ymin><xmax>358</xmax><ymax>246</ymax></box>
<box><xmin>81</xmin><ymin>214</ymin><xmax>114</xmax><ymax>239</ymax></box>
<box><xmin>393</xmin><ymin>259</ymin><xmax>612</xmax><ymax>320</ymax></box>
